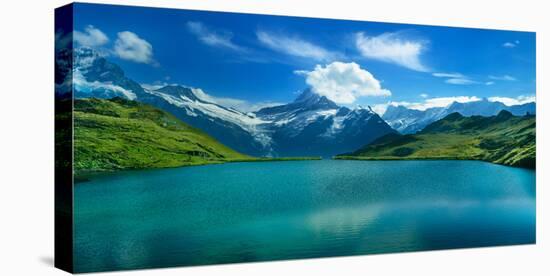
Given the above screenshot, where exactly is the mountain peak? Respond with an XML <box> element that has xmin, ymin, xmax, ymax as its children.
<box><xmin>293</xmin><ymin>88</ymin><xmax>339</xmax><ymax>110</ymax></box>
<box><xmin>73</xmin><ymin>47</ymin><xmax>102</xmax><ymax>70</ymax></box>
<box><xmin>495</xmin><ymin>109</ymin><xmax>513</xmax><ymax>120</ymax></box>
<box><xmin>294</xmin><ymin>88</ymin><xmax>317</xmax><ymax>103</ymax></box>
<box><xmin>443</xmin><ymin>112</ymin><xmax>464</xmax><ymax>121</ymax></box>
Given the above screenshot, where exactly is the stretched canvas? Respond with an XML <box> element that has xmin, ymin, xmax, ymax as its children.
<box><xmin>55</xmin><ymin>2</ymin><xmax>536</xmax><ymax>273</ymax></box>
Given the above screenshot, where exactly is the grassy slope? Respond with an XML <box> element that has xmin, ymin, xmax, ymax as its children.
<box><xmin>74</xmin><ymin>98</ymin><xmax>255</xmax><ymax>173</ymax></box>
<box><xmin>74</xmin><ymin>98</ymin><xmax>320</xmax><ymax>174</ymax></box>
<box><xmin>336</xmin><ymin>111</ymin><xmax>535</xmax><ymax>169</ymax></box>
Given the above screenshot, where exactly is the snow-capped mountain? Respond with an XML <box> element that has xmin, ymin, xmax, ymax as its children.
<box><xmin>255</xmin><ymin>89</ymin><xmax>396</xmax><ymax>157</ymax></box>
<box><xmin>141</xmin><ymin>85</ymin><xmax>273</xmax><ymax>156</ymax></box>
<box><xmin>69</xmin><ymin>47</ymin><xmax>270</xmax><ymax>156</ymax></box>
<box><xmin>383</xmin><ymin>98</ymin><xmax>536</xmax><ymax>134</ymax></box>
<box><xmin>69</xmin><ymin>47</ymin><xmax>395</xmax><ymax>157</ymax></box>
<box><xmin>72</xmin><ymin>48</ymin><xmax>146</xmax><ymax>100</ymax></box>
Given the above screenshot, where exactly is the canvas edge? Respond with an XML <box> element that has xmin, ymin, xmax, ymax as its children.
<box><xmin>54</xmin><ymin>2</ymin><xmax>75</xmax><ymax>273</ymax></box>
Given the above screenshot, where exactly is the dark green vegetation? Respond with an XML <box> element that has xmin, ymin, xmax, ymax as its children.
<box><xmin>336</xmin><ymin>111</ymin><xmax>535</xmax><ymax>169</ymax></box>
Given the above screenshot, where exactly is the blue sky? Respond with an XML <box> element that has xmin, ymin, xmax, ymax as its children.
<box><xmin>72</xmin><ymin>3</ymin><xmax>536</xmax><ymax>113</ymax></box>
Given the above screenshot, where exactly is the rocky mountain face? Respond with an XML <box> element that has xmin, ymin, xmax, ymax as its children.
<box><xmin>256</xmin><ymin>89</ymin><xmax>396</xmax><ymax>157</ymax></box>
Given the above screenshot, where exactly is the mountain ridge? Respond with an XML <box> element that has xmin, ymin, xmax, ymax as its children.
<box><xmin>337</xmin><ymin>110</ymin><xmax>535</xmax><ymax>169</ymax></box>
<box><xmin>70</xmin><ymin>47</ymin><xmax>397</xmax><ymax>157</ymax></box>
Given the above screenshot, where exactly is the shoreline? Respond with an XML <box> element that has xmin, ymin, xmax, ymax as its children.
<box><xmin>333</xmin><ymin>155</ymin><xmax>535</xmax><ymax>170</ymax></box>
<box><xmin>74</xmin><ymin>156</ymin><xmax>323</xmax><ymax>182</ymax></box>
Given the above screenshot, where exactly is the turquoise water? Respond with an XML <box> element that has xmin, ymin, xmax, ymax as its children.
<box><xmin>74</xmin><ymin>160</ymin><xmax>535</xmax><ymax>272</ymax></box>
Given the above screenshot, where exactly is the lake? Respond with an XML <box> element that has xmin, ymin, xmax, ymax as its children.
<box><xmin>74</xmin><ymin>160</ymin><xmax>535</xmax><ymax>272</ymax></box>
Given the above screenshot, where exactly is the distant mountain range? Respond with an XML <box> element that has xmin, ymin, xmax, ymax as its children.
<box><xmin>338</xmin><ymin>110</ymin><xmax>536</xmax><ymax>168</ymax></box>
<box><xmin>383</xmin><ymin>99</ymin><xmax>536</xmax><ymax>134</ymax></box>
<box><xmin>67</xmin><ymin>47</ymin><xmax>396</xmax><ymax>157</ymax></box>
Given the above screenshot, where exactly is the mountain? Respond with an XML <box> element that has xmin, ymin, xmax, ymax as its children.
<box><xmin>337</xmin><ymin>110</ymin><xmax>535</xmax><ymax>168</ymax></box>
<box><xmin>72</xmin><ymin>48</ymin><xmax>147</xmax><ymax>100</ymax></box>
<box><xmin>73</xmin><ymin>97</ymin><xmax>251</xmax><ymax>173</ymax></box>
<box><xmin>383</xmin><ymin>98</ymin><xmax>536</xmax><ymax>134</ymax></box>
<box><xmin>382</xmin><ymin>105</ymin><xmax>446</xmax><ymax>134</ymax></box>
<box><xmin>255</xmin><ymin>89</ymin><xmax>396</xmax><ymax>157</ymax></box>
<box><xmin>140</xmin><ymin>85</ymin><xmax>273</xmax><ymax>156</ymax></box>
<box><xmin>71</xmin><ymin>47</ymin><xmax>272</xmax><ymax>156</ymax></box>
<box><xmin>70</xmin><ymin>47</ymin><xmax>396</xmax><ymax>157</ymax></box>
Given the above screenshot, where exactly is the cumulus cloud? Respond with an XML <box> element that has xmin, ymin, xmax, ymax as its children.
<box><xmin>74</xmin><ymin>25</ymin><xmax>109</xmax><ymax>48</ymax></box>
<box><xmin>488</xmin><ymin>95</ymin><xmax>535</xmax><ymax>106</ymax></box>
<box><xmin>186</xmin><ymin>21</ymin><xmax>245</xmax><ymax>52</ymax></box>
<box><xmin>419</xmin><ymin>93</ymin><xmax>428</xmax><ymax>98</ymax></box>
<box><xmin>355</xmin><ymin>32</ymin><xmax>428</xmax><ymax>72</ymax></box>
<box><xmin>114</xmin><ymin>31</ymin><xmax>156</xmax><ymax>65</ymax></box>
<box><xmin>257</xmin><ymin>30</ymin><xmax>338</xmax><ymax>61</ymax></box>
<box><xmin>296</xmin><ymin>62</ymin><xmax>391</xmax><ymax>104</ymax></box>
<box><xmin>489</xmin><ymin>75</ymin><xmax>516</xmax><ymax>81</ymax></box>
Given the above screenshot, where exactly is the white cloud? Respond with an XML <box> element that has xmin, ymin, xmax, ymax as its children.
<box><xmin>489</xmin><ymin>75</ymin><xmax>516</xmax><ymax>81</ymax></box>
<box><xmin>445</xmin><ymin>78</ymin><xmax>479</xmax><ymax>85</ymax></box>
<box><xmin>376</xmin><ymin>96</ymin><xmax>482</xmax><ymax>113</ymax></box>
<box><xmin>432</xmin><ymin>72</ymin><xmax>465</xmax><ymax>78</ymax></box>
<box><xmin>74</xmin><ymin>25</ymin><xmax>109</xmax><ymax>48</ymax></box>
<box><xmin>376</xmin><ymin>94</ymin><xmax>535</xmax><ymax>114</ymax></box>
<box><xmin>371</xmin><ymin>104</ymin><xmax>390</xmax><ymax>115</ymax></box>
<box><xmin>433</xmin><ymin>72</ymin><xmax>478</xmax><ymax>85</ymax></box>
<box><xmin>186</xmin><ymin>21</ymin><xmax>245</xmax><ymax>52</ymax></box>
<box><xmin>114</xmin><ymin>31</ymin><xmax>155</xmax><ymax>65</ymax></box>
<box><xmin>488</xmin><ymin>95</ymin><xmax>535</xmax><ymax>106</ymax></box>
<box><xmin>420</xmin><ymin>93</ymin><xmax>428</xmax><ymax>98</ymax></box>
<box><xmin>296</xmin><ymin>61</ymin><xmax>391</xmax><ymax>104</ymax></box>
<box><xmin>502</xmin><ymin>41</ymin><xmax>518</xmax><ymax>48</ymax></box>
<box><xmin>418</xmin><ymin>96</ymin><xmax>481</xmax><ymax>109</ymax></box>
<box><xmin>257</xmin><ymin>30</ymin><xmax>337</xmax><ymax>61</ymax></box>
<box><xmin>355</xmin><ymin>32</ymin><xmax>428</xmax><ymax>72</ymax></box>
<box><xmin>485</xmin><ymin>81</ymin><xmax>495</xmax><ymax>86</ymax></box>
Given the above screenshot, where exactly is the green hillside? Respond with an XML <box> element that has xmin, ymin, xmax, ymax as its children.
<box><xmin>336</xmin><ymin>111</ymin><xmax>535</xmax><ymax>169</ymax></box>
<box><xmin>74</xmin><ymin>98</ymin><xmax>253</xmax><ymax>173</ymax></box>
